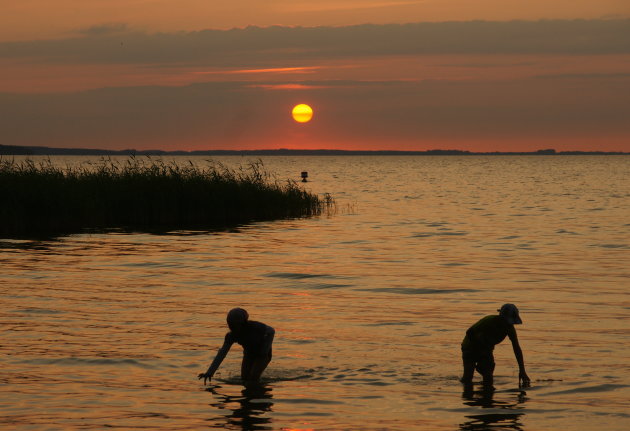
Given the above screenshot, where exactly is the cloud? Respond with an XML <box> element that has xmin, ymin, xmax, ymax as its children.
<box><xmin>78</xmin><ymin>23</ymin><xmax>129</xmax><ymax>36</ymax></box>
<box><xmin>247</xmin><ymin>83</ymin><xmax>332</xmax><ymax>90</ymax></box>
<box><xmin>1</xmin><ymin>19</ymin><xmax>628</xmax><ymax>151</ymax></box>
<box><xmin>194</xmin><ymin>66</ymin><xmax>320</xmax><ymax>75</ymax></box>
<box><xmin>282</xmin><ymin>0</ymin><xmax>425</xmax><ymax>13</ymax></box>
<box><xmin>1</xmin><ymin>19</ymin><xmax>628</xmax><ymax>66</ymax></box>
<box><xmin>534</xmin><ymin>72</ymin><xmax>630</xmax><ymax>79</ymax></box>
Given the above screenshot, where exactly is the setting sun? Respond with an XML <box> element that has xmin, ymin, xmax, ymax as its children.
<box><xmin>292</xmin><ymin>104</ymin><xmax>313</xmax><ymax>123</ymax></box>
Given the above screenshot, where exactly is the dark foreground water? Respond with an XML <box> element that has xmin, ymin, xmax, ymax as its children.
<box><xmin>1</xmin><ymin>155</ymin><xmax>629</xmax><ymax>430</ymax></box>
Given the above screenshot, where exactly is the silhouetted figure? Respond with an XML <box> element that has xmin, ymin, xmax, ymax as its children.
<box><xmin>199</xmin><ymin>308</ymin><xmax>275</xmax><ymax>385</ymax></box>
<box><xmin>460</xmin><ymin>304</ymin><xmax>530</xmax><ymax>388</ymax></box>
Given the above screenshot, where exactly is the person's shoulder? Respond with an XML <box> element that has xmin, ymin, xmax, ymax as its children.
<box><xmin>477</xmin><ymin>315</ymin><xmax>498</xmax><ymax>324</ymax></box>
<box><xmin>478</xmin><ymin>315</ymin><xmax>508</xmax><ymax>328</ymax></box>
<box><xmin>491</xmin><ymin>314</ymin><xmax>513</xmax><ymax>327</ymax></box>
<box><xmin>224</xmin><ymin>331</ymin><xmax>236</xmax><ymax>342</ymax></box>
<box><xmin>481</xmin><ymin>314</ymin><xmax>506</xmax><ymax>322</ymax></box>
<box><xmin>247</xmin><ymin>320</ymin><xmax>267</xmax><ymax>330</ymax></box>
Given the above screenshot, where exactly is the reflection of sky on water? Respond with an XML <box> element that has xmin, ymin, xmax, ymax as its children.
<box><xmin>460</xmin><ymin>386</ymin><xmax>527</xmax><ymax>431</ymax></box>
<box><xmin>2</xmin><ymin>156</ymin><xmax>629</xmax><ymax>430</ymax></box>
<box><xmin>206</xmin><ymin>383</ymin><xmax>274</xmax><ymax>431</ymax></box>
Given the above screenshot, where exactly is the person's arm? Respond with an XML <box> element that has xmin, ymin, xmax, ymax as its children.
<box><xmin>198</xmin><ymin>333</ymin><xmax>234</xmax><ymax>385</ymax></box>
<box><xmin>508</xmin><ymin>329</ymin><xmax>530</xmax><ymax>387</ymax></box>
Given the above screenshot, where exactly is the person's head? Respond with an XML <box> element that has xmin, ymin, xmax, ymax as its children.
<box><xmin>227</xmin><ymin>307</ymin><xmax>249</xmax><ymax>332</ymax></box>
<box><xmin>498</xmin><ymin>303</ymin><xmax>523</xmax><ymax>325</ymax></box>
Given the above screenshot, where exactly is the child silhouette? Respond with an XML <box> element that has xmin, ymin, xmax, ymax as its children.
<box><xmin>460</xmin><ymin>304</ymin><xmax>530</xmax><ymax>387</ymax></box>
<box><xmin>199</xmin><ymin>308</ymin><xmax>275</xmax><ymax>385</ymax></box>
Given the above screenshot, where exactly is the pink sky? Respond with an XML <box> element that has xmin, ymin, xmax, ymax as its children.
<box><xmin>0</xmin><ymin>1</ymin><xmax>629</xmax><ymax>152</ymax></box>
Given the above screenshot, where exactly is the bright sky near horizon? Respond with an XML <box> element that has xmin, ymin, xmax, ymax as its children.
<box><xmin>1</xmin><ymin>1</ymin><xmax>629</xmax><ymax>151</ymax></box>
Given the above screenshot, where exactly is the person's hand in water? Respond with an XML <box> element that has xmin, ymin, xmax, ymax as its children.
<box><xmin>198</xmin><ymin>372</ymin><xmax>212</xmax><ymax>385</ymax></box>
<box><xmin>519</xmin><ymin>371</ymin><xmax>531</xmax><ymax>388</ymax></box>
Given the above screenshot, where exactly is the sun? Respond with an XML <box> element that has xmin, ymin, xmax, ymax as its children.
<box><xmin>292</xmin><ymin>104</ymin><xmax>313</xmax><ymax>123</ymax></box>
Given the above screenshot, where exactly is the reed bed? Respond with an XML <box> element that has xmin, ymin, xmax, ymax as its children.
<box><xmin>0</xmin><ymin>157</ymin><xmax>329</xmax><ymax>237</ymax></box>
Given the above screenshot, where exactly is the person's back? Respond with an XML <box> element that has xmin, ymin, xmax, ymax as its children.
<box><xmin>227</xmin><ymin>320</ymin><xmax>269</xmax><ymax>356</ymax></box>
<box><xmin>462</xmin><ymin>314</ymin><xmax>515</xmax><ymax>351</ymax></box>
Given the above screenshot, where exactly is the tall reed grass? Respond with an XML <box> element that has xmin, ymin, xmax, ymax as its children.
<box><xmin>0</xmin><ymin>157</ymin><xmax>329</xmax><ymax>237</ymax></box>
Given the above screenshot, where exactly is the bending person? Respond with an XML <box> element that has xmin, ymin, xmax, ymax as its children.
<box><xmin>460</xmin><ymin>303</ymin><xmax>530</xmax><ymax>388</ymax></box>
<box><xmin>199</xmin><ymin>308</ymin><xmax>275</xmax><ymax>385</ymax></box>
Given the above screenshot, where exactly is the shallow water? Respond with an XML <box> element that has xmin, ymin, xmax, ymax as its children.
<box><xmin>1</xmin><ymin>155</ymin><xmax>629</xmax><ymax>430</ymax></box>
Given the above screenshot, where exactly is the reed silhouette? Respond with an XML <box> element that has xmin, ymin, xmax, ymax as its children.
<box><xmin>0</xmin><ymin>157</ymin><xmax>328</xmax><ymax>237</ymax></box>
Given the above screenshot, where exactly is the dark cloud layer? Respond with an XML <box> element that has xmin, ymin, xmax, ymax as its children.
<box><xmin>1</xmin><ymin>19</ymin><xmax>629</xmax><ymax>66</ymax></box>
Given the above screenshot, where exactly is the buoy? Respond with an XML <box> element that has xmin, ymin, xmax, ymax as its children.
<box><xmin>301</xmin><ymin>171</ymin><xmax>308</xmax><ymax>182</ymax></box>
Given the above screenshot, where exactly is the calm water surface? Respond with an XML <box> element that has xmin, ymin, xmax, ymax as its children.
<box><xmin>1</xmin><ymin>156</ymin><xmax>629</xmax><ymax>430</ymax></box>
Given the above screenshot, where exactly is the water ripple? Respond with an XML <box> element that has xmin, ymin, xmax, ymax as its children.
<box><xmin>356</xmin><ymin>287</ymin><xmax>476</xmax><ymax>295</ymax></box>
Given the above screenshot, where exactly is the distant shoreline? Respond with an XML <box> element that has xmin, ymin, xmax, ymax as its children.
<box><xmin>0</xmin><ymin>144</ymin><xmax>627</xmax><ymax>157</ymax></box>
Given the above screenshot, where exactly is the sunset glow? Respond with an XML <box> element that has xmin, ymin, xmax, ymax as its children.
<box><xmin>0</xmin><ymin>2</ymin><xmax>628</xmax><ymax>151</ymax></box>
<box><xmin>2</xmin><ymin>2</ymin><xmax>630</xmax><ymax>430</ymax></box>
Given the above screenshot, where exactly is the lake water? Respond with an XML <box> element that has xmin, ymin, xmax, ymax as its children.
<box><xmin>1</xmin><ymin>155</ymin><xmax>629</xmax><ymax>430</ymax></box>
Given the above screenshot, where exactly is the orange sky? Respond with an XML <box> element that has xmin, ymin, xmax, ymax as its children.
<box><xmin>2</xmin><ymin>1</ymin><xmax>628</xmax><ymax>42</ymax></box>
<box><xmin>0</xmin><ymin>1</ymin><xmax>629</xmax><ymax>152</ymax></box>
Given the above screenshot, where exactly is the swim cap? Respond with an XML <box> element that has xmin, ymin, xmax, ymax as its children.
<box><xmin>227</xmin><ymin>307</ymin><xmax>249</xmax><ymax>326</ymax></box>
<box><xmin>498</xmin><ymin>303</ymin><xmax>523</xmax><ymax>325</ymax></box>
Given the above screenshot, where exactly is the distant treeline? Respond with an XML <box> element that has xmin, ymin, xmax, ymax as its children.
<box><xmin>0</xmin><ymin>145</ymin><xmax>627</xmax><ymax>156</ymax></box>
<box><xmin>0</xmin><ymin>158</ymin><xmax>329</xmax><ymax>238</ymax></box>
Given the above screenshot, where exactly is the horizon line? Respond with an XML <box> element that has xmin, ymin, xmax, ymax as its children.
<box><xmin>1</xmin><ymin>144</ymin><xmax>628</xmax><ymax>156</ymax></box>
